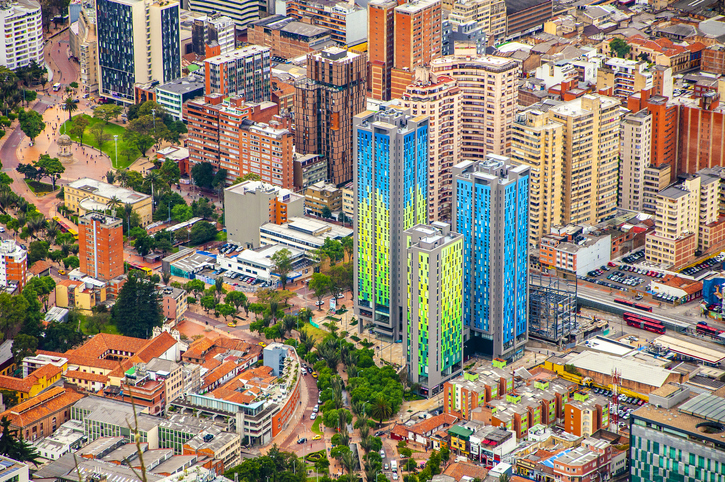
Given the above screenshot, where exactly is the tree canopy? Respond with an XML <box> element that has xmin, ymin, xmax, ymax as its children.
<box><xmin>111</xmin><ymin>272</ymin><xmax>163</xmax><ymax>338</ymax></box>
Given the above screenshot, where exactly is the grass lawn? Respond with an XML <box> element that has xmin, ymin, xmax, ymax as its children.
<box><xmin>25</xmin><ymin>180</ymin><xmax>55</xmax><ymax>194</ymax></box>
<box><xmin>215</xmin><ymin>231</ymin><xmax>227</xmax><ymax>242</ymax></box>
<box><xmin>80</xmin><ymin>318</ymin><xmax>121</xmax><ymax>335</ymax></box>
<box><xmin>62</xmin><ymin>115</ymin><xmax>141</xmax><ymax>169</ymax></box>
<box><xmin>311</xmin><ymin>417</ymin><xmax>323</xmax><ymax>435</ymax></box>
<box><xmin>301</xmin><ymin>322</ymin><xmax>328</xmax><ymax>342</ymax></box>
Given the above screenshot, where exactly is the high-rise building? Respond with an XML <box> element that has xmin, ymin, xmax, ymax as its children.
<box><xmin>191</xmin><ymin>13</ymin><xmax>235</xmax><ymax>56</ymax></box>
<box><xmin>511</xmin><ymin>109</ymin><xmax>563</xmax><ymax>248</ymax></box>
<box><xmin>78</xmin><ymin>213</ymin><xmax>124</xmax><ymax>281</ymax></box>
<box><xmin>595</xmin><ymin>58</ymin><xmax>652</xmax><ymax>100</ymax></box>
<box><xmin>547</xmin><ymin>94</ymin><xmax>621</xmax><ymax>225</ymax></box>
<box><xmin>188</xmin><ymin>0</ymin><xmax>258</xmax><ymax>29</ymax></box>
<box><xmin>0</xmin><ymin>0</ymin><xmax>43</xmax><ymax>70</ymax></box>
<box><xmin>295</xmin><ymin>47</ymin><xmax>367</xmax><ymax>185</ymax></box>
<box><xmin>286</xmin><ymin>0</ymin><xmax>367</xmax><ymax>47</ymax></box>
<box><xmin>204</xmin><ymin>45</ymin><xmax>271</xmax><ymax>101</ymax></box>
<box><xmin>0</xmin><ymin>240</ymin><xmax>27</xmax><ymax>292</ymax></box>
<box><xmin>404</xmin><ymin>222</ymin><xmax>463</xmax><ymax>396</ymax></box>
<box><xmin>431</xmin><ymin>55</ymin><xmax>519</xmax><ymax>159</ymax></box>
<box><xmin>444</xmin><ymin>0</ymin><xmax>506</xmax><ymax>38</ymax></box>
<box><xmin>441</xmin><ymin>19</ymin><xmax>486</xmax><ymax>57</ymax></box>
<box><xmin>627</xmin><ymin>93</ymin><xmax>678</xmax><ymax>182</ymax></box>
<box><xmin>95</xmin><ymin>0</ymin><xmax>181</xmax><ymax>103</ymax></box>
<box><xmin>677</xmin><ymin>92</ymin><xmax>725</xmax><ymax>175</ymax></box>
<box><xmin>70</xmin><ymin>6</ymin><xmax>98</xmax><ymax>93</ymax></box>
<box><xmin>643</xmin><ymin>163</ymin><xmax>672</xmax><ymax>214</ymax></box>
<box><xmin>368</xmin><ymin>0</ymin><xmax>442</xmax><ymax>101</ymax></box>
<box><xmin>452</xmin><ymin>155</ymin><xmax>529</xmax><ymax>360</ymax></box>
<box><xmin>354</xmin><ymin>106</ymin><xmax>429</xmax><ymax>340</ymax></box>
<box><xmin>401</xmin><ymin>68</ymin><xmax>460</xmax><ymax>221</ymax></box>
<box><xmin>619</xmin><ymin>109</ymin><xmax>652</xmax><ymax>212</ymax></box>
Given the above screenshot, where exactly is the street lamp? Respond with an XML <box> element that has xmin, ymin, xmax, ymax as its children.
<box><xmin>152</xmin><ymin>108</ymin><xmax>156</xmax><ymax>130</ymax></box>
<box><xmin>113</xmin><ymin>135</ymin><xmax>119</xmax><ymax>169</ymax></box>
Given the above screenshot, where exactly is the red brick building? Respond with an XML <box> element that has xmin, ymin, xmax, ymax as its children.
<box><xmin>78</xmin><ymin>213</ymin><xmax>124</xmax><ymax>280</ymax></box>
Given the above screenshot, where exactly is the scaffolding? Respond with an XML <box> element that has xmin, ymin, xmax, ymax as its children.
<box><xmin>529</xmin><ymin>271</ymin><xmax>578</xmax><ymax>343</ymax></box>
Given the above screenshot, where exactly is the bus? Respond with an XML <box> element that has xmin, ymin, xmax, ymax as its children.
<box><xmin>67</xmin><ymin>228</ymin><xmax>78</xmax><ymax>240</ymax></box>
<box><xmin>614</xmin><ymin>298</ymin><xmax>653</xmax><ymax>312</ymax></box>
<box><xmin>624</xmin><ymin>312</ymin><xmax>666</xmax><ymax>334</ymax></box>
<box><xmin>696</xmin><ymin>322</ymin><xmax>724</xmax><ymax>339</ymax></box>
<box><xmin>128</xmin><ymin>263</ymin><xmax>153</xmax><ymax>276</ymax></box>
<box><xmin>53</xmin><ymin>83</ymin><xmax>61</xmax><ymax>92</ymax></box>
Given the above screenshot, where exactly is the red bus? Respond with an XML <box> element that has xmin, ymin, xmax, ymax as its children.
<box><xmin>624</xmin><ymin>312</ymin><xmax>666</xmax><ymax>334</ymax></box>
<box><xmin>623</xmin><ymin>312</ymin><xmax>664</xmax><ymax>326</ymax></box>
<box><xmin>614</xmin><ymin>298</ymin><xmax>635</xmax><ymax>308</ymax></box>
<box><xmin>634</xmin><ymin>303</ymin><xmax>653</xmax><ymax>312</ymax></box>
<box><xmin>696</xmin><ymin>322</ymin><xmax>723</xmax><ymax>338</ymax></box>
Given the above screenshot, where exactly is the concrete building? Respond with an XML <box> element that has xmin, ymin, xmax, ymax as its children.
<box><xmin>511</xmin><ymin>109</ymin><xmax>564</xmax><ymax>248</ymax></box>
<box><xmin>441</xmin><ymin>19</ymin><xmax>486</xmax><ymax>57</ymax></box>
<box><xmin>401</xmin><ymin>68</ymin><xmax>461</xmax><ymax>221</ymax></box>
<box><xmin>596</xmin><ymin>58</ymin><xmax>652</xmax><ymax>100</ymax></box>
<box><xmin>619</xmin><ymin>109</ymin><xmax>652</xmax><ymax>212</ymax></box>
<box><xmin>224</xmin><ymin>180</ymin><xmax>304</xmax><ymax>248</ymax></box>
<box><xmin>445</xmin><ymin>0</ymin><xmax>507</xmax><ymax>38</ymax></box>
<box><xmin>159</xmin><ymin>286</ymin><xmax>187</xmax><ymax>324</ymax></box>
<box><xmin>78</xmin><ymin>213</ymin><xmax>124</xmax><ymax>281</ymax></box>
<box><xmin>71</xmin><ymin>6</ymin><xmax>99</xmax><ymax>93</ymax></box>
<box><xmin>452</xmin><ymin>155</ymin><xmax>529</xmax><ymax>360</ymax></box>
<box><xmin>367</xmin><ymin>0</ymin><xmax>397</xmax><ymax>101</ymax></box>
<box><xmin>0</xmin><ymin>0</ymin><xmax>43</xmax><ymax>70</ymax></box>
<box><xmin>630</xmin><ymin>390</ymin><xmax>725</xmax><ymax>482</ymax></box>
<box><xmin>187</xmin><ymin>0</ymin><xmax>258</xmax><ymax>29</ymax></box>
<box><xmin>643</xmin><ymin>164</ymin><xmax>672</xmax><ymax>214</ymax></box>
<box><xmin>564</xmin><ymin>391</ymin><xmax>610</xmax><ymax>437</ymax></box>
<box><xmin>95</xmin><ymin>0</ymin><xmax>181</xmax><ymax>104</ymax></box>
<box><xmin>505</xmin><ymin>0</ymin><xmax>552</xmax><ymax>38</ymax></box>
<box><xmin>218</xmin><ymin>243</ymin><xmax>306</xmax><ymax>282</ymax></box>
<box><xmin>0</xmin><ymin>240</ymin><xmax>26</xmax><ymax>292</ymax></box>
<box><xmin>539</xmin><ymin>227</ymin><xmax>611</xmax><ymax>277</ymax></box>
<box><xmin>155</xmin><ymin>75</ymin><xmax>205</xmax><ymax>121</ymax></box>
<box><xmin>341</xmin><ymin>183</ymin><xmax>353</xmax><ymax>219</ymax></box>
<box><xmin>263</xmin><ymin>343</ymin><xmax>292</xmax><ymax>376</ymax></box>
<box><xmin>248</xmin><ymin>15</ymin><xmax>333</xmax><ymax>60</ymax></box>
<box><xmin>286</xmin><ymin>0</ymin><xmax>367</xmax><ymax>46</ymax></box>
<box><xmin>645</xmin><ymin>169</ymin><xmax>724</xmax><ymax>267</ymax></box>
<box><xmin>66</xmin><ymin>178</ymin><xmax>153</xmax><ymax>226</ymax></box>
<box><xmin>678</xmin><ymin>92</ymin><xmax>725</xmax><ymax>175</ymax></box>
<box><xmin>354</xmin><ymin>106</ymin><xmax>429</xmax><ymax>340</ymax></box>
<box><xmin>203</xmin><ymin>45</ymin><xmax>270</xmax><ymax>101</ymax></box>
<box><xmin>547</xmin><ymin>94</ymin><xmax>621</xmax><ymax>225</ymax></box>
<box><xmin>259</xmin><ymin>216</ymin><xmax>353</xmax><ymax>254</ymax></box>
<box><xmin>191</xmin><ymin>13</ymin><xmax>235</xmax><ymax>56</ymax></box>
<box><xmin>404</xmin><ymin>223</ymin><xmax>464</xmax><ymax>397</ymax></box>
<box><xmin>627</xmin><ymin>94</ymin><xmax>679</xmax><ymax>180</ymax></box>
<box><xmin>304</xmin><ymin>182</ymin><xmax>342</xmax><ymax>217</ymax></box>
<box><xmin>431</xmin><ymin>55</ymin><xmax>519</xmax><ymax>159</ymax></box>
<box><xmin>292</xmin><ymin>153</ymin><xmax>327</xmax><ymax>191</ymax></box>
<box><xmin>294</xmin><ymin>47</ymin><xmax>367</xmax><ymax>185</ymax></box>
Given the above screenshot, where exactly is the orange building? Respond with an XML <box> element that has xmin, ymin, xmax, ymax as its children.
<box><xmin>564</xmin><ymin>392</ymin><xmax>609</xmax><ymax>437</ymax></box>
<box><xmin>78</xmin><ymin>213</ymin><xmax>124</xmax><ymax>281</ymax></box>
<box><xmin>0</xmin><ymin>387</ymin><xmax>85</xmax><ymax>441</ymax></box>
<box><xmin>627</xmin><ymin>92</ymin><xmax>679</xmax><ymax>179</ymax></box>
<box><xmin>203</xmin><ymin>46</ymin><xmax>270</xmax><ymax>102</ymax></box>
<box><xmin>368</xmin><ymin>0</ymin><xmax>397</xmax><ymax>100</ymax></box>
<box><xmin>678</xmin><ymin>92</ymin><xmax>725</xmax><ymax>175</ymax></box>
<box><xmin>0</xmin><ymin>239</ymin><xmax>27</xmax><ymax>292</ymax></box>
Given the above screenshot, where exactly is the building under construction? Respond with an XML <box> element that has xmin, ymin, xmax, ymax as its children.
<box><xmin>529</xmin><ymin>272</ymin><xmax>578</xmax><ymax>343</ymax></box>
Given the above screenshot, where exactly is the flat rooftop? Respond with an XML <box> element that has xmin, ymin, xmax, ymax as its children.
<box><xmin>652</xmin><ymin>335</ymin><xmax>725</xmax><ymax>364</ymax></box>
<box><xmin>68</xmin><ymin>178</ymin><xmax>150</xmax><ymax>204</ymax></box>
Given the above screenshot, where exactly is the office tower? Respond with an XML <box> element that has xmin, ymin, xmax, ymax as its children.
<box><xmin>547</xmin><ymin>94</ymin><xmax>621</xmax><ymax>225</ymax></box>
<box><xmin>0</xmin><ymin>0</ymin><xmax>43</xmax><ymax>70</ymax></box>
<box><xmin>204</xmin><ymin>45</ymin><xmax>270</xmax><ymax>101</ymax></box>
<box><xmin>431</xmin><ymin>55</ymin><xmax>519</xmax><ymax>159</ymax></box>
<box><xmin>444</xmin><ymin>0</ymin><xmax>506</xmax><ymax>38</ymax></box>
<box><xmin>295</xmin><ymin>47</ymin><xmax>367</xmax><ymax>185</ymax></box>
<box><xmin>452</xmin><ymin>155</ymin><xmax>529</xmax><ymax>360</ymax></box>
<box><xmin>631</xmin><ymin>388</ymin><xmax>725</xmax><ymax>482</ymax></box>
<box><xmin>185</xmin><ymin>95</ymin><xmax>294</xmax><ymax>186</ymax></box>
<box><xmin>401</xmin><ymin>68</ymin><xmax>460</xmax><ymax>221</ymax></box>
<box><xmin>619</xmin><ymin>109</ymin><xmax>652</xmax><ymax>212</ymax></box>
<box><xmin>404</xmin><ymin>222</ymin><xmax>464</xmax><ymax>396</ymax></box>
<box><xmin>78</xmin><ymin>213</ymin><xmax>124</xmax><ymax>281</ymax></box>
<box><xmin>354</xmin><ymin>106</ymin><xmax>429</xmax><ymax>339</ymax></box>
<box><xmin>188</xmin><ymin>0</ymin><xmax>258</xmax><ymax>29</ymax></box>
<box><xmin>191</xmin><ymin>13</ymin><xmax>235</xmax><ymax>56</ymax></box>
<box><xmin>505</xmin><ymin>0</ymin><xmax>552</xmax><ymax>38</ymax></box>
<box><xmin>286</xmin><ymin>0</ymin><xmax>367</xmax><ymax>46</ymax></box>
<box><xmin>0</xmin><ymin>240</ymin><xmax>27</xmax><ymax>292</ymax></box>
<box><xmin>368</xmin><ymin>0</ymin><xmax>442</xmax><ymax>101</ymax></box>
<box><xmin>96</xmin><ymin>0</ymin><xmax>180</xmax><ymax>103</ymax></box>
<box><xmin>511</xmin><ymin>109</ymin><xmax>563</xmax><ymax>248</ymax></box>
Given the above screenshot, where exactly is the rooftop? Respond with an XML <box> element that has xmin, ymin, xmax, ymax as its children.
<box><xmin>205</xmin><ymin>45</ymin><xmax>270</xmax><ymax>65</ymax></box>
<box><xmin>156</xmin><ymin>75</ymin><xmax>205</xmax><ymax>95</ymax></box>
<box><xmin>259</xmin><ymin>217</ymin><xmax>353</xmax><ymax>250</ymax></box>
<box><xmin>68</xmin><ymin>178</ymin><xmax>150</xmax><ymax>205</ymax></box>
<box><xmin>565</xmin><ymin>351</ymin><xmax>676</xmax><ymax>387</ymax></box>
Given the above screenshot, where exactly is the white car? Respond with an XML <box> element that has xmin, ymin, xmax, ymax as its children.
<box><xmin>0</xmin><ymin>227</ymin><xmax>5</xmax><ymax>233</ymax></box>
<box><xmin>310</xmin><ymin>413</ymin><xmax>317</xmax><ymax>420</ymax></box>
<box><xmin>313</xmin><ymin>405</ymin><xmax>319</xmax><ymax>413</ymax></box>
<box><xmin>315</xmin><ymin>300</ymin><xmax>324</xmax><ymax>306</ymax></box>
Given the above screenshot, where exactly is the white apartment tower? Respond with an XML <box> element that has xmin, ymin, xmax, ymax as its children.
<box><xmin>0</xmin><ymin>0</ymin><xmax>43</xmax><ymax>70</ymax></box>
<box><xmin>619</xmin><ymin>109</ymin><xmax>652</xmax><ymax>212</ymax></box>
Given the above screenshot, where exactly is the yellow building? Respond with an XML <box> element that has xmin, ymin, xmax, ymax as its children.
<box><xmin>304</xmin><ymin>181</ymin><xmax>342</xmax><ymax>217</ymax></box>
<box><xmin>65</xmin><ymin>178</ymin><xmax>153</xmax><ymax>226</ymax></box>
<box><xmin>511</xmin><ymin>109</ymin><xmax>564</xmax><ymax>248</ymax></box>
<box><xmin>55</xmin><ymin>278</ymin><xmax>107</xmax><ymax>311</ymax></box>
<box><xmin>444</xmin><ymin>0</ymin><xmax>507</xmax><ymax>38</ymax></box>
<box><xmin>0</xmin><ymin>363</ymin><xmax>65</xmax><ymax>402</ymax></box>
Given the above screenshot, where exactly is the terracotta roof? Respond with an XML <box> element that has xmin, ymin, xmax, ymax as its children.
<box><xmin>0</xmin><ymin>363</ymin><xmax>63</xmax><ymax>393</ymax></box>
<box><xmin>29</xmin><ymin>260</ymin><xmax>51</xmax><ymax>275</ymax></box>
<box><xmin>58</xmin><ymin>279</ymin><xmax>81</xmax><ymax>288</ymax></box>
<box><xmin>659</xmin><ymin>274</ymin><xmax>702</xmax><ymax>295</ymax></box>
<box><xmin>203</xmin><ymin>360</ymin><xmax>238</xmax><ymax>387</ymax></box>
<box><xmin>0</xmin><ymin>387</ymin><xmax>85</xmax><ymax>428</ymax></box>
<box><xmin>391</xmin><ymin>425</ymin><xmax>408</xmax><ymax>438</ymax></box>
<box><xmin>184</xmin><ymin>337</ymin><xmax>215</xmax><ymax>359</ymax></box>
<box><xmin>136</xmin><ymin>332</ymin><xmax>176</xmax><ymax>361</ymax></box>
<box><xmin>409</xmin><ymin>413</ymin><xmax>459</xmax><ymax>435</ymax></box>
<box><xmin>687</xmin><ymin>42</ymin><xmax>706</xmax><ymax>52</ymax></box>
<box><xmin>65</xmin><ymin>370</ymin><xmax>110</xmax><ymax>384</ymax></box>
<box><xmin>443</xmin><ymin>462</ymin><xmax>488</xmax><ymax>481</ymax></box>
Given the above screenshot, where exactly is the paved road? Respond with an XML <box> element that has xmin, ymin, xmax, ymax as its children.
<box><xmin>0</xmin><ymin>99</ymin><xmax>51</xmax><ymax>170</ymax></box>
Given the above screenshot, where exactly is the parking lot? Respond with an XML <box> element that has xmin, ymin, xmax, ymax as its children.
<box><xmin>679</xmin><ymin>252</ymin><xmax>725</xmax><ymax>278</ymax></box>
<box><xmin>589</xmin><ymin>386</ymin><xmax>646</xmax><ymax>427</ymax></box>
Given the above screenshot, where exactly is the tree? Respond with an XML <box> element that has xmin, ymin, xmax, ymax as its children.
<box><xmin>314</xmin><ymin>455</ymin><xmax>330</xmax><ymax>475</ymax></box>
<box><xmin>27</xmin><ymin>240</ymin><xmax>49</xmax><ymax>264</ymax></box>
<box><xmin>212</xmin><ymin>168</ymin><xmax>228</xmax><ymax>198</ymax></box>
<box><xmin>123</xmin><ymin>130</ymin><xmax>154</xmax><ymax>156</ymax></box>
<box><xmin>35</xmin><ymin>154</ymin><xmax>65</xmax><ymax>190</ymax></box>
<box><xmin>93</xmin><ymin>104</ymin><xmax>123</xmax><ymax>124</ymax></box>
<box><xmin>62</xmin><ymin>96</ymin><xmax>78</xmax><ymax>122</ymax></box>
<box><xmin>190</xmin><ymin>221</ymin><xmax>217</xmax><ymax>244</ymax></box>
<box><xmin>321</xmin><ymin>206</ymin><xmax>333</xmax><ymax>219</ymax></box>
<box><xmin>62</xmin><ymin>255</ymin><xmax>80</xmax><ymax>269</ymax></box>
<box><xmin>330</xmin><ymin>263</ymin><xmax>352</xmax><ymax>299</ymax></box>
<box><xmin>192</xmin><ymin>198</ymin><xmax>215</xmax><ymax>219</ymax></box>
<box><xmin>112</xmin><ymin>272</ymin><xmax>163</xmax><ymax>338</ymax></box>
<box><xmin>225</xmin><ymin>291</ymin><xmax>248</xmax><ymax>317</ymax></box>
<box><xmin>134</xmin><ymin>233</ymin><xmax>155</xmax><ymax>257</ymax></box>
<box><xmin>233</xmin><ymin>172</ymin><xmax>261</xmax><ymax>184</ymax></box>
<box><xmin>191</xmin><ymin>162</ymin><xmax>215</xmax><ymax>189</ymax></box>
<box><xmin>11</xmin><ymin>334</ymin><xmax>37</xmax><ymax>364</ymax></box>
<box><xmin>0</xmin><ymin>417</ymin><xmax>40</xmax><ymax>465</ymax></box>
<box><xmin>171</xmin><ymin>203</ymin><xmax>193</xmax><ymax>222</ymax></box>
<box><xmin>369</xmin><ymin>395</ymin><xmax>393</xmax><ymax>426</ymax></box>
<box><xmin>185</xmin><ymin>279</ymin><xmax>205</xmax><ymax>300</ymax></box>
<box><xmin>18</xmin><ymin>108</ymin><xmax>45</xmax><ymax>143</ymax></box>
<box><xmin>310</xmin><ymin>273</ymin><xmax>332</xmax><ymax>310</ymax></box>
<box><xmin>610</xmin><ymin>38</ymin><xmax>631</xmax><ymax>58</ymax></box>
<box><xmin>160</xmin><ymin>158</ymin><xmax>181</xmax><ymax>185</ymax></box>
<box><xmin>89</xmin><ymin>122</ymin><xmax>110</xmax><ymax>149</ymax></box>
<box><xmin>200</xmin><ymin>295</ymin><xmax>216</xmax><ymax>313</ymax></box>
<box><xmin>217</xmin><ymin>303</ymin><xmax>236</xmax><ymax>321</ymax></box>
<box><xmin>69</xmin><ymin>115</ymin><xmax>89</xmax><ymax>144</ymax></box>
<box><xmin>42</xmin><ymin>322</ymin><xmax>83</xmax><ymax>352</ymax></box>
<box><xmin>271</xmin><ymin>248</ymin><xmax>293</xmax><ymax>289</ymax></box>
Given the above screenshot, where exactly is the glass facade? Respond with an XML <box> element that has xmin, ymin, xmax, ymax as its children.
<box><xmin>96</xmin><ymin>0</ymin><xmax>135</xmax><ymax>101</ymax></box>
<box><xmin>161</xmin><ymin>5</ymin><xmax>181</xmax><ymax>83</ymax></box>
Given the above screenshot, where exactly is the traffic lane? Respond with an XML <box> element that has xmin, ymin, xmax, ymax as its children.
<box><xmin>0</xmin><ymin>100</ymin><xmax>51</xmax><ymax>169</ymax></box>
<box><xmin>280</xmin><ymin>371</ymin><xmax>322</xmax><ymax>451</ymax></box>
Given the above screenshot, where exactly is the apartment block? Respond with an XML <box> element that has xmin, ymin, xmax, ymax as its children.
<box><xmin>431</xmin><ymin>55</ymin><xmax>519</xmax><ymax>159</ymax></box>
<box><xmin>596</xmin><ymin>58</ymin><xmax>652</xmax><ymax>100</ymax></box>
<box><xmin>404</xmin><ymin>223</ymin><xmax>464</xmax><ymax>396</ymax></box>
<box><xmin>441</xmin><ymin>19</ymin><xmax>486</xmax><ymax>57</ymax></box>
<box><xmin>643</xmin><ymin>163</ymin><xmax>672</xmax><ymax>214</ymax></box>
<box><xmin>445</xmin><ymin>0</ymin><xmax>507</xmax><ymax>38</ymax></box>
<box><xmin>0</xmin><ymin>0</ymin><xmax>43</xmax><ymax>70</ymax></box>
<box><xmin>0</xmin><ymin>240</ymin><xmax>27</xmax><ymax>292</ymax></box>
<box><xmin>187</xmin><ymin>0</ymin><xmax>259</xmax><ymax>29</ymax></box>
<box><xmin>547</xmin><ymin>94</ymin><xmax>621</xmax><ymax>225</ymax></box>
<box><xmin>204</xmin><ymin>45</ymin><xmax>270</xmax><ymax>101</ymax></box>
<box><xmin>191</xmin><ymin>13</ymin><xmax>235</xmax><ymax>56</ymax></box>
<box><xmin>304</xmin><ymin>181</ymin><xmax>342</xmax><ymax>217</ymax></box>
<box><xmin>155</xmin><ymin>75</ymin><xmax>205</xmax><ymax>122</ymax></box>
<box><xmin>627</xmin><ymin>94</ymin><xmax>679</xmax><ymax>179</ymax></box>
<box><xmin>286</xmin><ymin>0</ymin><xmax>367</xmax><ymax>46</ymax></box>
<box><xmin>564</xmin><ymin>391</ymin><xmax>610</xmax><ymax>437</ymax></box>
<box><xmin>159</xmin><ymin>286</ymin><xmax>188</xmax><ymax>323</ymax></box>
<box><xmin>248</xmin><ymin>15</ymin><xmax>333</xmax><ymax>60</ymax></box>
<box><xmin>78</xmin><ymin>213</ymin><xmax>124</xmax><ymax>281</ymax></box>
<box><xmin>71</xmin><ymin>7</ymin><xmax>99</xmax><ymax>93</ymax></box>
<box><xmin>539</xmin><ymin>227</ymin><xmax>611</xmax><ymax>277</ymax></box>
<box><xmin>401</xmin><ymin>68</ymin><xmax>461</xmax><ymax>221</ymax></box>
<box><xmin>95</xmin><ymin>0</ymin><xmax>181</xmax><ymax>103</ymax></box>
<box><xmin>678</xmin><ymin>92</ymin><xmax>725</xmax><ymax>175</ymax></box>
<box><xmin>452</xmin><ymin>155</ymin><xmax>529</xmax><ymax>360</ymax></box>
<box><xmin>645</xmin><ymin>169</ymin><xmax>724</xmax><ymax>267</ymax></box>
<box><xmin>294</xmin><ymin>47</ymin><xmax>367</xmax><ymax>185</ymax></box>
<box><xmin>443</xmin><ymin>367</ymin><xmax>514</xmax><ymax>420</ymax></box>
<box><xmin>354</xmin><ymin>106</ymin><xmax>429</xmax><ymax>340</ymax></box>
<box><xmin>511</xmin><ymin>109</ymin><xmax>564</xmax><ymax>248</ymax></box>
<box><xmin>619</xmin><ymin>109</ymin><xmax>652</xmax><ymax>212</ymax></box>
<box><xmin>368</xmin><ymin>0</ymin><xmax>397</xmax><ymax>101</ymax></box>
<box><xmin>293</xmin><ymin>153</ymin><xmax>328</xmax><ymax>190</ymax></box>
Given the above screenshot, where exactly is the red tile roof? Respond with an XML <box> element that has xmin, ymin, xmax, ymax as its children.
<box><xmin>0</xmin><ymin>387</ymin><xmax>85</xmax><ymax>428</ymax></box>
<box><xmin>443</xmin><ymin>462</ymin><xmax>488</xmax><ymax>481</ymax></box>
<box><xmin>0</xmin><ymin>363</ymin><xmax>63</xmax><ymax>394</ymax></box>
<box><xmin>659</xmin><ymin>274</ymin><xmax>702</xmax><ymax>295</ymax></box>
<box><xmin>65</xmin><ymin>370</ymin><xmax>110</xmax><ymax>384</ymax></box>
<box><xmin>29</xmin><ymin>260</ymin><xmax>51</xmax><ymax>276</ymax></box>
<box><xmin>409</xmin><ymin>413</ymin><xmax>459</xmax><ymax>435</ymax></box>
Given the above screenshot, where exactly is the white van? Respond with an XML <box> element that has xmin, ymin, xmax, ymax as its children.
<box><xmin>391</xmin><ymin>461</ymin><xmax>398</xmax><ymax>472</ymax></box>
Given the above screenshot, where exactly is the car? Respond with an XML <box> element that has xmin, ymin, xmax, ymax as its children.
<box><xmin>297</xmin><ymin>438</ymin><xmax>307</xmax><ymax>444</ymax></box>
<box><xmin>258</xmin><ymin>342</ymin><xmax>267</xmax><ymax>347</ymax></box>
<box><xmin>227</xmin><ymin>322</ymin><xmax>236</xmax><ymax>327</ymax></box>
<box><xmin>58</xmin><ymin>269</ymin><xmax>66</xmax><ymax>275</ymax></box>
<box><xmin>0</xmin><ymin>227</ymin><xmax>5</xmax><ymax>233</ymax></box>
<box><xmin>374</xmin><ymin>431</ymin><xmax>385</xmax><ymax>437</ymax></box>
<box><xmin>72</xmin><ymin>98</ymin><xmax>80</xmax><ymax>103</ymax></box>
<box><xmin>310</xmin><ymin>413</ymin><xmax>317</xmax><ymax>420</ymax></box>
<box><xmin>384</xmin><ymin>464</ymin><xmax>389</xmax><ymax>470</ymax></box>
<box><xmin>312</xmin><ymin>372</ymin><xmax>318</xmax><ymax>379</ymax></box>
<box><xmin>315</xmin><ymin>300</ymin><xmax>324</xmax><ymax>306</ymax></box>
<box><xmin>638</xmin><ymin>399</ymin><xmax>645</xmax><ymax>406</ymax></box>
<box><xmin>82</xmin><ymin>93</ymin><xmax>90</xmax><ymax>99</ymax></box>
<box><xmin>309</xmin><ymin>368</ymin><xmax>314</xmax><ymax>374</ymax></box>
<box><xmin>313</xmin><ymin>405</ymin><xmax>319</xmax><ymax>413</ymax></box>
<box><xmin>313</xmin><ymin>434</ymin><xmax>322</xmax><ymax>440</ymax></box>
<box><xmin>336</xmin><ymin>293</ymin><xmax>345</xmax><ymax>299</ymax></box>
<box><xmin>392</xmin><ymin>474</ymin><xmax>399</xmax><ymax>481</ymax></box>
<box><xmin>608</xmin><ymin>262</ymin><xmax>616</xmax><ymax>267</ymax></box>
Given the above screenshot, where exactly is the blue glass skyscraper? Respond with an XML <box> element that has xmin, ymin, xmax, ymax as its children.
<box><xmin>452</xmin><ymin>154</ymin><xmax>530</xmax><ymax>360</ymax></box>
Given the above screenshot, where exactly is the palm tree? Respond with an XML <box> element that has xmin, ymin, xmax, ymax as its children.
<box><xmin>340</xmin><ymin>450</ymin><xmax>358</xmax><ymax>476</ymax></box>
<box><xmin>318</xmin><ymin>338</ymin><xmax>340</xmax><ymax>370</ymax></box>
<box><xmin>337</xmin><ymin>429</ymin><xmax>351</xmax><ymax>448</ymax></box>
<box><xmin>299</xmin><ymin>330</ymin><xmax>315</xmax><ymax>354</ymax></box>
<box><xmin>352</xmin><ymin>400</ymin><xmax>366</xmax><ymax>418</ymax></box>
<box><xmin>106</xmin><ymin>196</ymin><xmax>122</xmax><ymax>213</ymax></box>
<box><xmin>117</xmin><ymin>170</ymin><xmax>129</xmax><ymax>188</ymax></box>
<box><xmin>0</xmin><ymin>191</ymin><xmax>13</xmax><ymax>210</ymax></box>
<box><xmin>63</xmin><ymin>97</ymin><xmax>78</xmax><ymax>122</ymax></box>
<box><xmin>337</xmin><ymin>409</ymin><xmax>349</xmax><ymax>432</ymax></box>
<box><xmin>26</xmin><ymin>216</ymin><xmax>46</xmax><ymax>238</ymax></box>
<box><xmin>45</xmin><ymin>222</ymin><xmax>59</xmax><ymax>243</ymax></box>
<box><xmin>369</xmin><ymin>395</ymin><xmax>393</xmax><ymax>427</ymax></box>
<box><xmin>162</xmin><ymin>272</ymin><xmax>171</xmax><ymax>285</ymax></box>
<box><xmin>358</xmin><ymin>422</ymin><xmax>370</xmax><ymax>443</ymax></box>
<box><xmin>281</xmin><ymin>314</ymin><xmax>296</xmax><ymax>338</ymax></box>
<box><xmin>214</xmin><ymin>277</ymin><xmax>225</xmax><ymax>302</ymax></box>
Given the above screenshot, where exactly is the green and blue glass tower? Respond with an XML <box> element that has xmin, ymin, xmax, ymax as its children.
<box><xmin>353</xmin><ymin>105</ymin><xmax>429</xmax><ymax>339</ymax></box>
<box><xmin>452</xmin><ymin>154</ymin><xmax>530</xmax><ymax>361</ymax></box>
<box><xmin>404</xmin><ymin>222</ymin><xmax>464</xmax><ymax>396</ymax></box>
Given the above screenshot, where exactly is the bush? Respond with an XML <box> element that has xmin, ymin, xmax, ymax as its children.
<box><xmin>187</xmin><ymin>296</ymin><xmax>197</xmax><ymax>304</ymax></box>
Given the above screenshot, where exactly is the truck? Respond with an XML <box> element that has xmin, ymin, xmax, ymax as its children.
<box><xmin>391</xmin><ymin>461</ymin><xmax>398</xmax><ymax>472</ymax></box>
